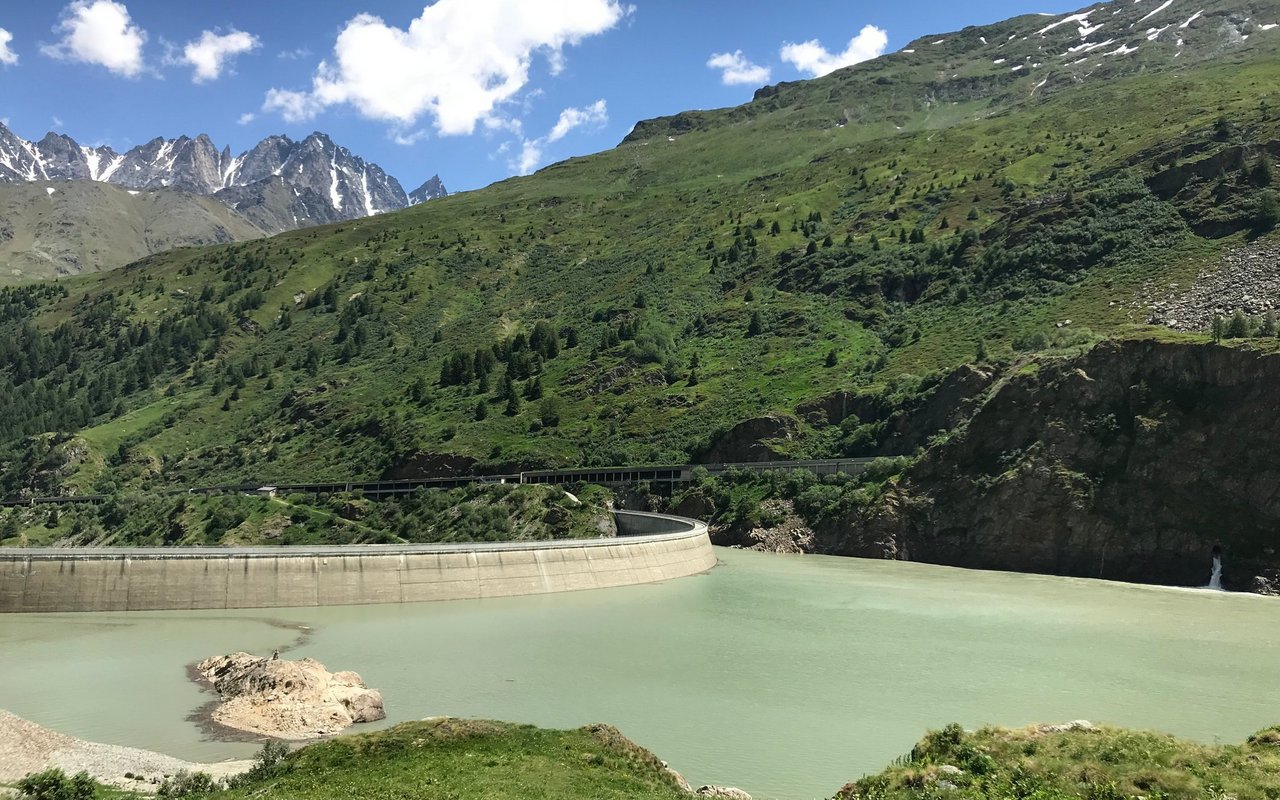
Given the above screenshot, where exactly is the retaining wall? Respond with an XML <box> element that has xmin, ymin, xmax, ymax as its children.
<box><xmin>0</xmin><ymin>511</ymin><xmax>716</xmax><ymax>613</ymax></box>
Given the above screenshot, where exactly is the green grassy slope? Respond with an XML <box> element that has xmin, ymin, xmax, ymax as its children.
<box><xmin>1</xmin><ymin>0</ymin><xmax>1278</xmax><ymax>494</ymax></box>
<box><xmin>0</xmin><ymin>484</ymin><xmax>614</xmax><ymax>547</ymax></box>
<box><xmin>200</xmin><ymin>719</ymin><xmax>691</xmax><ymax>800</ymax></box>
<box><xmin>838</xmin><ymin>722</ymin><xmax>1280</xmax><ymax>800</ymax></box>
<box><xmin>34</xmin><ymin>718</ymin><xmax>1280</xmax><ymax>800</ymax></box>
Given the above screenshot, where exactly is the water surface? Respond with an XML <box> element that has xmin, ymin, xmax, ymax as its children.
<box><xmin>2</xmin><ymin>549</ymin><xmax>1277</xmax><ymax>800</ymax></box>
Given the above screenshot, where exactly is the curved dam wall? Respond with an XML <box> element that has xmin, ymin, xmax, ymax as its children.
<box><xmin>0</xmin><ymin>511</ymin><xmax>715</xmax><ymax>613</ymax></box>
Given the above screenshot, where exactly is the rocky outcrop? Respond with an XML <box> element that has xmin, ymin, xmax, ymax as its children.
<box><xmin>701</xmin><ymin>415</ymin><xmax>799</xmax><ymax>463</ymax></box>
<box><xmin>709</xmin><ymin>500</ymin><xmax>815</xmax><ymax>554</ymax></box>
<box><xmin>816</xmin><ymin>339</ymin><xmax>1280</xmax><ymax>591</ymax></box>
<box><xmin>195</xmin><ymin>653</ymin><xmax>385</xmax><ymax>739</ymax></box>
<box><xmin>798</xmin><ymin>364</ymin><xmax>997</xmax><ymax>454</ymax></box>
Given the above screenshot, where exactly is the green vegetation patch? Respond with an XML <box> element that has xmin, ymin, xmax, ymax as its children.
<box><xmin>0</xmin><ymin>484</ymin><xmax>614</xmax><ymax>548</ymax></box>
<box><xmin>838</xmin><ymin>722</ymin><xmax>1280</xmax><ymax>800</ymax></box>
<box><xmin>199</xmin><ymin>719</ymin><xmax>689</xmax><ymax>800</ymax></box>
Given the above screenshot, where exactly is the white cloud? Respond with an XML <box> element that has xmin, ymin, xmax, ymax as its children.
<box><xmin>262</xmin><ymin>0</ymin><xmax>629</xmax><ymax>135</ymax></box>
<box><xmin>52</xmin><ymin>116</ymin><xmax>64</xmax><ymax>128</ymax></box>
<box><xmin>548</xmin><ymin>99</ymin><xmax>607</xmax><ymax>142</ymax></box>
<box><xmin>41</xmin><ymin>1</ymin><xmax>147</xmax><ymax>78</ymax></box>
<box><xmin>0</xmin><ymin>28</ymin><xmax>17</xmax><ymax>66</ymax></box>
<box><xmin>237</xmin><ymin>112</ymin><xmax>255</xmax><ymax>125</ymax></box>
<box><xmin>182</xmin><ymin>29</ymin><xmax>259</xmax><ymax>83</ymax></box>
<box><xmin>706</xmin><ymin>50</ymin><xmax>770</xmax><ymax>86</ymax></box>
<box><xmin>780</xmin><ymin>25</ymin><xmax>889</xmax><ymax>77</ymax></box>
<box><xmin>517</xmin><ymin>140</ymin><xmax>544</xmax><ymax>175</ymax></box>
<box><xmin>512</xmin><ymin>98</ymin><xmax>607</xmax><ymax>175</ymax></box>
<box><xmin>277</xmin><ymin>47</ymin><xmax>310</xmax><ymax>60</ymax></box>
<box><xmin>262</xmin><ymin>88</ymin><xmax>321</xmax><ymax>122</ymax></box>
<box><xmin>392</xmin><ymin>129</ymin><xmax>428</xmax><ymax>146</ymax></box>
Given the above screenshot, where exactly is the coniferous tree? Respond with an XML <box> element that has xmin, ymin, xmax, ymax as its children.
<box><xmin>1226</xmin><ymin>310</ymin><xmax>1249</xmax><ymax>339</ymax></box>
<box><xmin>747</xmin><ymin>311</ymin><xmax>763</xmax><ymax>337</ymax></box>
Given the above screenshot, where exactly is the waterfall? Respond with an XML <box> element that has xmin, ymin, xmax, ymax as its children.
<box><xmin>1207</xmin><ymin>553</ymin><xmax>1223</xmax><ymax>591</ymax></box>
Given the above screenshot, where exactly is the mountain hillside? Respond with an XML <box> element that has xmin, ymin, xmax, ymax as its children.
<box><xmin>0</xmin><ymin>180</ymin><xmax>269</xmax><ymax>280</ymax></box>
<box><xmin>0</xmin><ymin>0</ymin><xmax>1276</xmax><ymax>499</ymax></box>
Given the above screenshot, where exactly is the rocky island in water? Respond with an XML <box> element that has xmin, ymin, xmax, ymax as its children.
<box><xmin>195</xmin><ymin>653</ymin><xmax>385</xmax><ymax>740</ymax></box>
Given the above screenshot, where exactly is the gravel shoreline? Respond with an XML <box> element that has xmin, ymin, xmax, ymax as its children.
<box><xmin>0</xmin><ymin>710</ymin><xmax>253</xmax><ymax>793</ymax></box>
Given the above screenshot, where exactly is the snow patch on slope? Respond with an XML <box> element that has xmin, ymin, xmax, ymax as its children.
<box><xmin>1137</xmin><ymin>0</ymin><xmax>1175</xmax><ymax>24</ymax></box>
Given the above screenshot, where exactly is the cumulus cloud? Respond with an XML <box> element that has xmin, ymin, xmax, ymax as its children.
<box><xmin>517</xmin><ymin>140</ymin><xmax>544</xmax><ymax>175</ymax></box>
<box><xmin>547</xmin><ymin>99</ymin><xmax>607</xmax><ymax>142</ymax></box>
<box><xmin>263</xmin><ymin>0</ymin><xmax>629</xmax><ymax>135</ymax></box>
<box><xmin>41</xmin><ymin>0</ymin><xmax>147</xmax><ymax>78</ymax></box>
<box><xmin>513</xmin><ymin>99</ymin><xmax>607</xmax><ymax>175</ymax></box>
<box><xmin>182</xmin><ymin>29</ymin><xmax>259</xmax><ymax>82</ymax></box>
<box><xmin>706</xmin><ymin>50</ymin><xmax>770</xmax><ymax>86</ymax></box>
<box><xmin>0</xmin><ymin>28</ymin><xmax>17</xmax><ymax>65</ymax></box>
<box><xmin>780</xmin><ymin>25</ymin><xmax>888</xmax><ymax>77</ymax></box>
<box><xmin>237</xmin><ymin>112</ymin><xmax>255</xmax><ymax>125</ymax></box>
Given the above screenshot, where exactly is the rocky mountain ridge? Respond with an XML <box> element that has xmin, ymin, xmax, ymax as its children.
<box><xmin>625</xmin><ymin>0</ymin><xmax>1280</xmax><ymax>143</ymax></box>
<box><xmin>0</xmin><ymin>123</ymin><xmax>442</xmax><ymax>233</ymax></box>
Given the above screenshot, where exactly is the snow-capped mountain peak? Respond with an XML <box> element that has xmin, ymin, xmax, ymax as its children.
<box><xmin>0</xmin><ymin>122</ymin><xmax>440</xmax><ymax>232</ymax></box>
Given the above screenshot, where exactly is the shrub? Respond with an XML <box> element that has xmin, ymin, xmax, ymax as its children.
<box><xmin>157</xmin><ymin>770</ymin><xmax>218</xmax><ymax>798</ymax></box>
<box><xmin>17</xmin><ymin>769</ymin><xmax>95</xmax><ymax>800</ymax></box>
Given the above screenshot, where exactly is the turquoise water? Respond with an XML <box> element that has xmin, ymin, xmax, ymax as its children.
<box><xmin>2</xmin><ymin>548</ymin><xmax>1278</xmax><ymax>799</ymax></box>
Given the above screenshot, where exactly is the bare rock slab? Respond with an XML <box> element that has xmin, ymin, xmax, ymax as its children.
<box><xmin>196</xmin><ymin>653</ymin><xmax>385</xmax><ymax>739</ymax></box>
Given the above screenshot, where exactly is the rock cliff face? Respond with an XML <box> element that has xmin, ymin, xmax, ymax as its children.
<box><xmin>818</xmin><ymin>339</ymin><xmax>1280</xmax><ymax>591</ymax></box>
<box><xmin>195</xmin><ymin>653</ymin><xmax>385</xmax><ymax>739</ymax></box>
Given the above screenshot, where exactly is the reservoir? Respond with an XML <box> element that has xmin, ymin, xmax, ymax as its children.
<box><xmin>1</xmin><ymin>548</ymin><xmax>1277</xmax><ymax>800</ymax></box>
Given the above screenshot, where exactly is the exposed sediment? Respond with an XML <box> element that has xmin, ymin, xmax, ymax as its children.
<box><xmin>0</xmin><ymin>709</ymin><xmax>251</xmax><ymax>791</ymax></box>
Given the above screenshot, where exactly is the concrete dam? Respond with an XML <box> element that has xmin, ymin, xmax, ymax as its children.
<box><xmin>0</xmin><ymin>511</ymin><xmax>716</xmax><ymax>613</ymax></box>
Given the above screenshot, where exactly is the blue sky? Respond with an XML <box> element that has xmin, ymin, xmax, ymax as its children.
<box><xmin>0</xmin><ymin>0</ymin><xmax>1081</xmax><ymax>194</ymax></box>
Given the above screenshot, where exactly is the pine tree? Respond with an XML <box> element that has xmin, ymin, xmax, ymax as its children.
<box><xmin>1226</xmin><ymin>310</ymin><xmax>1249</xmax><ymax>339</ymax></box>
<box><xmin>1212</xmin><ymin>315</ymin><xmax>1225</xmax><ymax>343</ymax></box>
<box><xmin>475</xmin><ymin>400</ymin><xmax>488</xmax><ymax>421</ymax></box>
<box><xmin>825</xmin><ymin>349</ymin><xmax>838</xmax><ymax>367</ymax></box>
<box><xmin>505</xmin><ymin>392</ymin><xmax>521</xmax><ymax>416</ymax></box>
<box><xmin>525</xmin><ymin>377</ymin><xmax>543</xmax><ymax>400</ymax></box>
<box><xmin>747</xmin><ymin>311</ymin><xmax>763</xmax><ymax>337</ymax></box>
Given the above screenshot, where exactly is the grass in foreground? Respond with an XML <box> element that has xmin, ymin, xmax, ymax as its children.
<box><xmin>838</xmin><ymin>722</ymin><xmax>1280</xmax><ymax>800</ymax></box>
<box><xmin>201</xmin><ymin>718</ymin><xmax>689</xmax><ymax>800</ymax></box>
